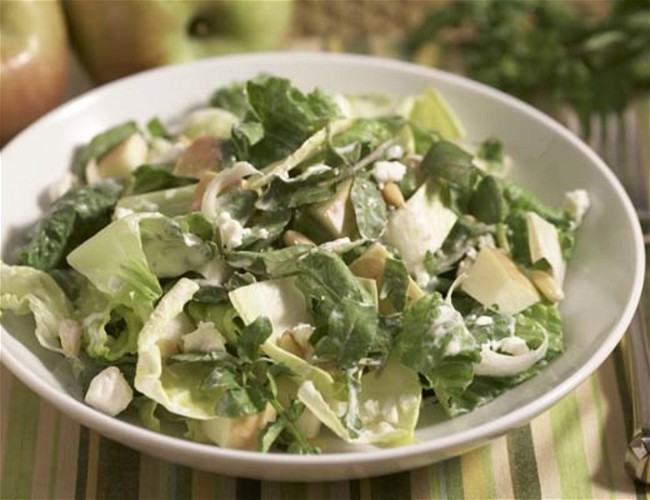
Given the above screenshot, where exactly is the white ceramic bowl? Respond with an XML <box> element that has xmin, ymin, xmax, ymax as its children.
<box><xmin>1</xmin><ymin>53</ymin><xmax>645</xmax><ymax>481</ymax></box>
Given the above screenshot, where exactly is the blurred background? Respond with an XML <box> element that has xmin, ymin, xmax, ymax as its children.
<box><xmin>1</xmin><ymin>0</ymin><xmax>648</xmax><ymax>146</ymax></box>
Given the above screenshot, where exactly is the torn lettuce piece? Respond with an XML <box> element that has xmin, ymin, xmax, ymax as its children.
<box><xmin>139</xmin><ymin>216</ymin><xmax>216</xmax><ymax>278</ymax></box>
<box><xmin>395</xmin><ymin>293</ymin><xmax>480</xmax><ymax>414</ymax></box>
<box><xmin>297</xmin><ymin>358</ymin><xmax>421</xmax><ymax>445</ymax></box>
<box><xmin>66</xmin><ymin>213</ymin><xmax>162</xmax><ymax>320</ymax></box>
<box><xmin>0</xmin><ymin>262</ymin><xmax>74</xmax><ymax>353</ymax></box>
<box><xmin>134</xmin><ymin>278</ymin><xmax>226</xmax><ymax>419</ymax></box>
<box><xmin>116</xmin><ymin>184</ymin><xmax>196</xmax><ymax>218</ymax></box>
<box><xmin>76</xmin><ymin>280</ymin><xmax>143</xmax><ymax>361</ymax></box>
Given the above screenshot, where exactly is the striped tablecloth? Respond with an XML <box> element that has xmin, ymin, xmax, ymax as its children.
<box><xmin>1</xmin><ymin>33</ymin><xmax>649</xmax><ymax>500</ymax></box>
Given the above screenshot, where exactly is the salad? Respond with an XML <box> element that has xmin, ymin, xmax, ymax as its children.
<box><xmin>1</xmin><ymin>75</ymin><xmax>590</xmax><ymax>453</ymax></box>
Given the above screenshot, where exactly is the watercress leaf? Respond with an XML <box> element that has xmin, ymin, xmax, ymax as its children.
<box><xmin>210</xmin><ymin>82</ymin><xmax>251</xmax><ymax>119</ymax></box>
<box><xmin>128</xmin><ymin>164</ymin><xmax>196</xmax><ymax>195</ymax></box>
<box><xmin>226</xmin><ymin>245</ymin><xmax>310</xmax><ymax>277</ymax></box>
<box><xmin>240</xmin><ymin>209</ymin><xmax>292</xmax><ymax>250</ymax></box>
<box><xmin>420</xmin><ymin>140</ymin><xmax>481</xmax><ymax>190</ymax></box>
<box><xmin>380</xmin><ymin>257</ymin><xmax>410</xmax><ymax>312</ymax></box>
<box><xmin>146</xmin><ymin>117</ymin><xmax>169</xmax><ymax>138</ymax></box>
<box><xmin>468</xmin><ymin>175</ymin><xmax>508</xmax><ymax>224</ymax></box>
<box><xmin>258</xmin><ymin>418</ymin><xmax>286</xmax><ymax>452</ymax></box>
<box><xmin>237</xmin><ymin>316</ymin><xmax>273</xmax><ymax>362</ymax></box>
<box><xmin>395</xmin><ymin>293</ymin><xmax>480</xmax><ymax>413</ymax></box>
<box><xmin>18</xmin><ymin>180</ymin><xmax>124</xmax><ymax>271</ymax></box>
<box><xmin>237</xmin><ymin>76</ymin><xmax>340</xmax><ymax>167</ymax></box>
<box><xmin>318</xmin><ymin>299</ymin><xmax>378</xmax><ymax>368</ymax></box>
<box><xmin>201</xmin><ymin>365</ymin><xmax>240</xmax><ymax>391</ymax></box>
<box><xmin>350</xmin><ymin>175</ymin><xmax>388</xmax><ymax>239</ymax></box>
<box><xmin>216</xmin><ymin>387</ymin><xmax>262</xmax><ymax>417</ymax></box>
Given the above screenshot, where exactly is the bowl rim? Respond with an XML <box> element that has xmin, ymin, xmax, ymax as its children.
<box><xmin>1</xmin><ymin>51</ymin><xmax>646</xmax><ymax>474</ymax></box>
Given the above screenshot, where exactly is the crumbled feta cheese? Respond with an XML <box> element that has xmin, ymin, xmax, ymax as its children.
<box><xmin>372</xmin><ymin>160</ymin><xmax>407</xmax><ymax>188</ymax></box>
<box><xmin>217</xmin><ymin>212</ymin><xmax>249</xmax><ymax>249</ymax></box>
<box><xmin>386</xmin><ymin>145</ymin><xmax>404</xmax><ymax>160</ymax></box>
<box><xmin>257</xmin><ymin>228</ymin><xmax>270</xmax><ymax>239</ymax></box>
<box><xmin>499</xmin><ymin>336</ymin><xmax>529</xmax><ymax>356</ymax></box>
<box><xmin>445</xmin><ymin>338</ymin><xmax>461</xmax><ymax>356</ymax></box>
<box><xmin>415</xmin><ymin>270</ymin><xmax>431</xmax><ymax>288</ymax></box>
<box><xmin>84</xmin><ymin>367</ymin><xmax>133</xmax><ymax>416</ymax></box>
<box><xmin>475</xmin><ymin>315</ymin><xmax>494</xmax><ymax>327</ymax></box>
<box><xmin>564</xmin><ymin>189</ymin><xmax>590</xmax><ymax>226</ymax></box>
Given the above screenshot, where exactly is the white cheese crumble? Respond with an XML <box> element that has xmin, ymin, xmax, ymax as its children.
<box><xmin>475</xmin><ymin>315</ymin><xmax>494</xmax><ymax>327</ymax></box>
<box><xmin>386</xmin><ymin>145</ymin><xmax>404</xmax><ymax>160</ymax></box>
<box><xmin>372</xmin><ymin>160</ymin><xmax>407</xmax><ymax>188</ymax></box>
<box><xmin>564</xmin><ymin>189</ymin><xmax>590</xmax><ymax>226</ymax></box>
<box><xmin>216</xmin><ymin>211</ymin><xmax>249</xmax><ymax>249</ymax></box>
<box><xmin>84</xmin><ymin>367</ymin><xmax>133</xmax><ymax>416</ymax></box>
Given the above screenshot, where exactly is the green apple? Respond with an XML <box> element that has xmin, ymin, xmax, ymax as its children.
<box><xmin>64</xmin><ymin>0</ymin><xmax>294</xmax><ymax>84</ymax></box>
<box><xmin>0</xmin><ymin>0</ymin><xmax>69</xmax><ymax>145</ymax></box>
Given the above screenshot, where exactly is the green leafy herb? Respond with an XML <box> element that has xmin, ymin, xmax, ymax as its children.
<box><xmin>146</xmin><ymin>117</ymin><xmax>169</xmax><ymax>138</ymax></box>
<box><xmin>380</xmin><ymin>257</ymin><xmax>410</xmax><ymax>312</ymax></box>
<box><xmin>210</xmin><ymin>82</ymin><xmax>251</xmax><ymax>119</ymax></box>
<box><xmin>233</xmin><ymin>76</ymin><xmax>341</xmax><ymax>167</ymax></box>
<box><xmin>18</xmin><ymin>181</ymin><xmax>123</xmax><ymax>271</ymax></box>
<box><xmin>128</xmin><ymin>165</ymin><xmax>196</xmax><ymax>195</ymax></box>
<box><xmin>395</xmin><ymin>293</ymin><xmax>480</xmax><ymax>413</ymax></box>
<box><xmin>350</xmin><ymin>175</ymin><xmax>388</xmax><ymax>239</ymax></box>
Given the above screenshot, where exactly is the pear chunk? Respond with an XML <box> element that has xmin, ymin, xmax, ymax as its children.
<box><xmin>460</xmin><ymin>247</ymin><xmax>540</xmax><ymax>315</ymax></box>
<box><xmin>526</xmin><ymin>212</ymin><xmax>566</xmax><ymax>288</ymax></box>
<box><xmin>309</xmin><ymin>178</ymin><xmax>355</xmax><ymax>238</ymax></box>
<box><xmin>86</xmin><ymin>132</ymin><xmax>148</xmax><ymax>183</ymax></box>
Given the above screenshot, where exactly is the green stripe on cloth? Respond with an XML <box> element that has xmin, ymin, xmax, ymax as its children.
<box><xmin>550</xmin><ymin>394</ymin><xmax>593</xmax><ymax>499</ymax></box>
<box><xmin>441</xmin><ymin>457</ymin><xmax>464</xmax><ymax>499</ymax></box>
<box><xmin>95</xmin><ymin>435</ymin><xmax>141</xmax><ymax>499</ymax></box>
<box><xmin>0</xmin><ymin>376</ymin><xmax>40</xmax><ymax>500</ymax></box>
<box><xmin>281</xmin><ymin>481</ymin><xmax>308</xmax><ymax>500</ymax></box>
<box><xmin>460</xmin><ymin>444</ymin><xmax>496</xmax><ymax>499</ymax></box>
<box><xmin>370</xmin><ymin>471</ymin><xmax>411</xmax><ymax>500</ymax></box>
<box><xmin>170</xmin><ymin>464</ymin><xmax>193</xmax><ymax>499</ymax></box>
<box><xmin>507</xmin><ymin>425</ymin><xmax>542</xmax><ymax>499</ymax></box>
<box><xmin>47</xmin><ymin>406</ymin><xmax>62</xmax><ymax>499</ymax></box>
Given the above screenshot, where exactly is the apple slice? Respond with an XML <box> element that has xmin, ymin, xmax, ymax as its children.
<box><xmin>86</xmin><ymin>132</ymin><xmax>148</xmax><ymax>183</ymax></box>
<box><xmin>200</xmin><ymin>404</ymin><xmax>277</xmax><ymax>450</ymax></box>
<box><xmin>460</xmin><ymin>246</ymin><xmax>540</xmax><ymax>315</ymax></box>
<box><xmin>174</xmin><ymin>136</ymin><xmax>223</xmax><ymax>179</ymax></box>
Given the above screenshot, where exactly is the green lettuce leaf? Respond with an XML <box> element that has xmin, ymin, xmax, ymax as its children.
<box><xmin>134</xmin><ymin>278</ymin><xmax>226</xmax><ymax>419</ymax></box>
<box><xmin>66</xmin><ymin>213</ymin><xmax>162</xmax><ymax>320</ymax></box>
<box><xmin>0</xmin><ymin>262</ymin><xmax>74</xmax><ymax>353</ymax></box>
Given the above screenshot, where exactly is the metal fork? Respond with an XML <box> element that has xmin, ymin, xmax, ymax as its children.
<box><xmin>567</xmin><ymin>106</ymin><xmax>650</xmax><ymax>485</ymax></box>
